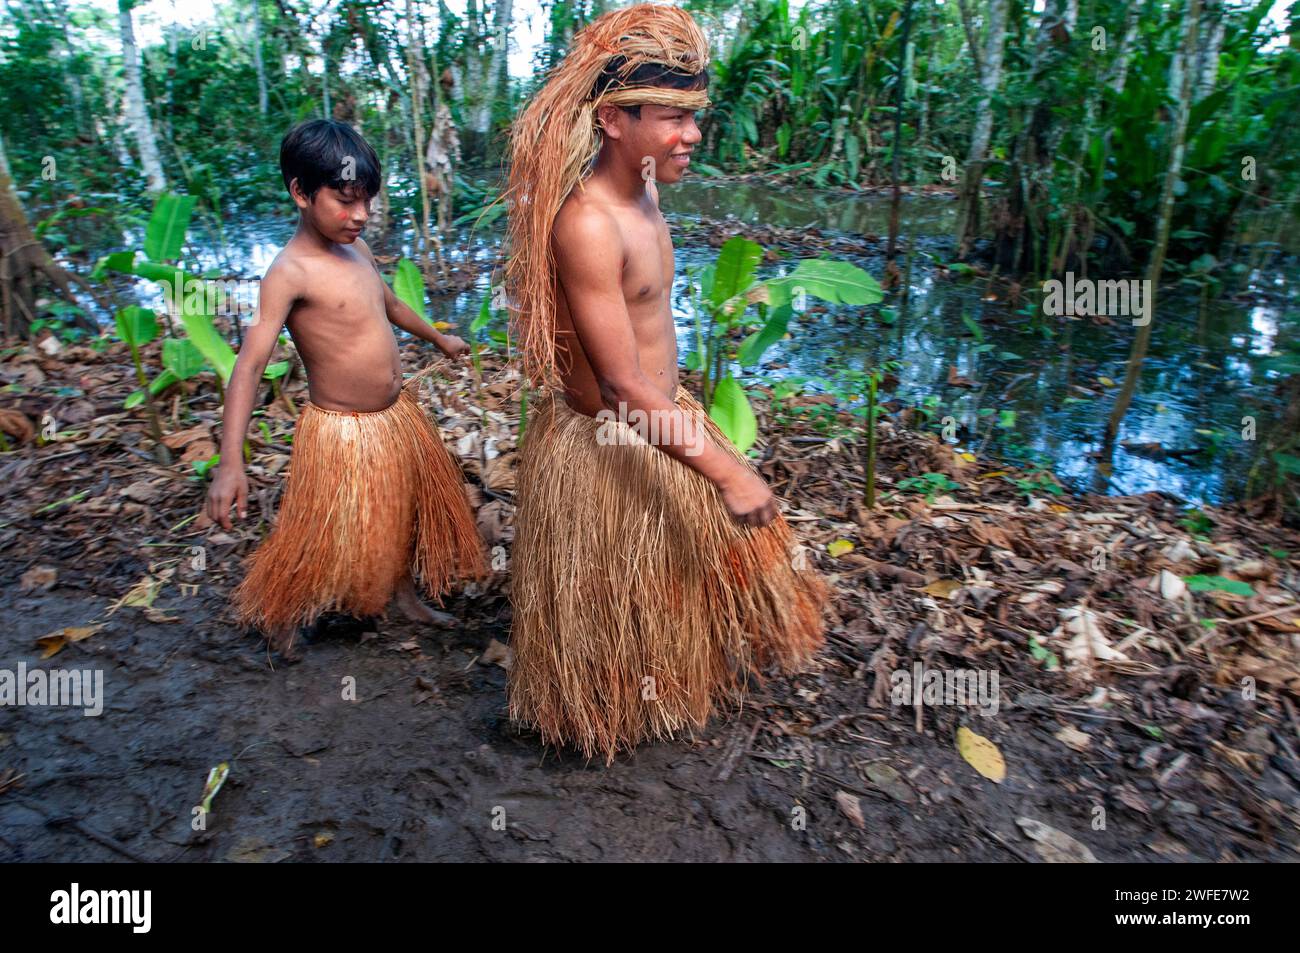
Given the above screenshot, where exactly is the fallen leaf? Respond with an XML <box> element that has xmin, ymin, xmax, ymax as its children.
<box><xmin>920</xmin><ymin>579</ymin><xmax>963</xmax><ymax>599</ymax></box>
<box><xmin>827</xmin><ymin>539</ymin><xmax>855</xmax><ymax>558</ymax></box>
<box><xmin>19</xmin><ymin>566</ymin><xmax>57</xmax><ymax>592</ymax></box>
<box><xmin>835</xmin><ymin>790</ymin><xmax>865</xmax><ymax>829</ymax></box>
<box><xmin>480</xmin><ymin>638</ymin><xmax>513</xmax><ymax>671</ymax></box>
<box><xmin>1016</xmin><ymin>818</ymin><xmax>1098</xmax><ymax>862</ymax></box>
<box><xmin>1148</xmin><ymin>569</ymin><xmax>1187</xmax><ymax>601</ymax></box>
<box><xmin>956</xmin><ymin>726</ymin><xmax>1006</xmax><ymax>783</ymax></box>
<box><xmin>108</xmin><ymin>575</ymin><xmax>162</xmax><ymax>614</ymax></box>
<box><xmin>34</xmin><ymin>624</ymin><xmax>103</xmax><ymax>658</ymax></box>
<box><xmin>864</xmin><ymin>763</ymin><xmax>916</xmax><ymax>803</ymax></box>
<box><xmin>1054</xmin><ymin>605</ymin><xmax>1129</xmax><ymax>669</ymax></box>
<box><xmin>200</xmin><ymin>763</ymin><xmax>229</xmax><ymax>814</ymax></box>
<box><xmin>0</xmin><ymin>409</ymin><xmax>35</xmax><ymax>443</ymax></box>
<box><xmin>1055</xmin><ymin>725</ymin><xmax>1091</xmax><ymax>751</ymax></box>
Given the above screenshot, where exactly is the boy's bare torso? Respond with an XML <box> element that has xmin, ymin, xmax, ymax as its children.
<box><xmin>271</xmin><ymin>238</ymin><xmax>404</xmax><ymax>412</ymax></box>
<box><xmin>553</xmin><ymin>180</ymin><xmax>679</xmax><ymax>416</ymax></box>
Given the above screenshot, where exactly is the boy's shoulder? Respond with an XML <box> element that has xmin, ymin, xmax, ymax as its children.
<box><xmin>553</xmin><ymin>190</ymin><xmax>623</xmax><ymax>248</ymax></box>
<box><xmin>264</xmin><ymin>242</ymin><xmax>310</xmax><ymax>286</ymax></box>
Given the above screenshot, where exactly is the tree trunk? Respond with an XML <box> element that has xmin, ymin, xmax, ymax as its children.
<box><xmin>49</xmin><ymin>0</ymin><xmax>91</xmax><ymax>139</ymax></box>
<box><xmin>1194</xmin><ymin>0</ymin><xmax>1225</xmax><ymax>103</ymax></box>
<box><xmin>0</xmin><ymin>133</ymin><xmax>95</xmax><ymax>338</ymax></box>
<box><xmin>1104</xmin><ymin>0</ymin><xmax>1203</xmax><ymax>447</ymax></box>
<box><xmin>119</xmin><ymin>0</ymin><xmax>167</xmax><ymax>193</ymax></box>
<box><xmin>253</xmin><ymin>0</ymin><xmax>269</xmax><ymax>115</ymax></box>
<box><xmin>490</xmin><ymin>0</ymin><xmax>513</xmax><ymax>163</ymax></box>
<box><xmin>954</xmin><ymin>0</ymin><xmax>1009</xmax><ymax>258</ymax></box>
<box><xmin>886</xmin><ymin>0</ymin><xmax>914</xmax><ymax>269</ymax></box>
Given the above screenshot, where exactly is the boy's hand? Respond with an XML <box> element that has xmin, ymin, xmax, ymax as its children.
<box><xmin>437</xmin><ymin>334</ymin><xmax>470</xmax><ymax>359</ymax></box>
<box><xmin>720</xmin><ymin>468</ymin><xmax>778</xmax><ymax>528</ymax></box>
<box><xmin>206</xmin><ymin>465</ymin><xmax>249</xmax><ymax>530</ymax></box>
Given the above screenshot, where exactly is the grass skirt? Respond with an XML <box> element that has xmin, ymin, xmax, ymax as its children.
<box><xmin>233</xmin><ymin>382</ymin><xmax>487</xmax><ymax>652</ymax></box>
<box><xmin>508</xmin><ymin>385</ymin><xmax>827</xmax><ymax>762</ymax></box>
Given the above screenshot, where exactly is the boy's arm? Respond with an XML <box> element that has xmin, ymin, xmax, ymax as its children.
<box><xmin>356</xmin><ymin>239</ymin><xmax>468</xmax><ymax>358</ymax></box>
<box><xmin>204</xmin><ymin>262</ymin><xmax>296</xmax><ymax>529</ymax></box>
<box><xmin>553</xmin><ymin>208</ymin><xmax>778</xmax><ymax>526</ymax></box>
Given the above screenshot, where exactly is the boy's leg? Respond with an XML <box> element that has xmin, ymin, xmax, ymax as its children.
<box><xmin>392</xmin><ymin>572</ymin><xmax>456</xmax><ymax>626</ymax></box>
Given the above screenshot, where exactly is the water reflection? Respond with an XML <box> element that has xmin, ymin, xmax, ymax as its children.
<box><xmin>104</xmin><ymin>179</ymin><xmax>1295</xmax><ymax>506</ymax></box>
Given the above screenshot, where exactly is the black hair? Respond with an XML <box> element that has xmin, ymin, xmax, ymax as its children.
<box><xmin>591</xmin><ymin>59</ymin><xmax>710</xmax><ymax>120</ymax></box>
<box><xmin>279</xmin><ymin>119</ymin><xmax>382</xmax><ymax>201</ymax></box>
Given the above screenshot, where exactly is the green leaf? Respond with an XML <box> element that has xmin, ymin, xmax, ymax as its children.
<box><xmin>708</xmin><ymin>375</ymin><xmax>758</xmax><ymax>454</ymax></box>
<box><xmin>114</xmin><ymin>306</ymin><xmax>158</xmax><ymax>346</ymax></box>
<box><xmin>144</xmin><ymin>193</ymin><xmax>197</xmax><ymax>262</ymax></box>
<box><xmin>263</xmin><ymin>360</ymin><xmax>289</xmax><ymax>380</ymax></box>
<box><xmin>1183</xmin><ymin>575</ymin><xmax>1253</xmax><ymax>596</ymax></box>
<box><xmin>92</xmin><ymin>250</ymin><xmax>136</xmax><ymax>280</ymax></box>
<box><xmin>392</xmin><ymin>258</ymin><xmax>426</xmax><ymax>319</ymax></box>
<box><xmin>470</xmin><ymin>294</ymin><xmax>493</xmax><ymax>334</ymax></box>
<box><xmin>192</xmin><ymin>452</ymin><xmax>221</xmax><ymax>478</ymax></box>
<box><xmin>162</xmin><ymin>337</ymin><xmax>206</xmax><ymax>380</ymax></box>
<box><xmin>684</xmin><ymin>350</ymin><xmax>703</xmax><ymax>371</ymax></box>
<box><xmin>1273</xmin><ymin>452</ymin><xmax>1300</xmax><ymax>475</ymax></box>
<box><xmin>710</xmin><ymin>237</ymin><xmax>764</xmax><ymax>310</ymax></box>
<box><xmin>148</xmin><ymin>369</ymin><xmax>179</xmax><ymax>395</ymax></box>
<box><xmin>766</xmin><ymin>259</ymin><xmax>883</xmax><ymax>308</ymax></box>
<box><xmin>124</xmin><ymin>389</ymin><xmax>146</xmax><ymax>409</ymax></box>
<box><xmin>737</xmin><ymin>302</ymin><xmax>792</xmax><ymax>367</ymax></box>
<box><xmin>130</xmin><ymin>265</ymin><xmax>237</xmax><ymax>383</ymax></box>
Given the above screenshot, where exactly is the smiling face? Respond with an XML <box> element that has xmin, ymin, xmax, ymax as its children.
<box><xmin>601</xmin><ymin>102</ymin><xmax>703</xmax><ymax>184</ymax></box>
<box><xmin>290</xmin><ymin>180</ymin><xmax>371</xmax><ymax>244</ymax></box>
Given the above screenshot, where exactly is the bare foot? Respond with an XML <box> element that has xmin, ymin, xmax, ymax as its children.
<box><xmin>393</xmin><ymin>577</ymin><xmax>456</xmax><ymax>627</ymax></box>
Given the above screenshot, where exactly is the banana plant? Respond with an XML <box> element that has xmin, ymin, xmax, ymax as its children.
<box><xmin>687</xmin><ymin>236</ymin><xmax>882</xmax><ymax>453</ymax></box>
<box><xmin>114</xmin><ymin>305</ymin><xmax>169</xmax><ymax>461</ymax></box>
<box><xmin>94</xmin><ymin>192</ymin><xmax>237</xmax><ymax>391</ymax></box>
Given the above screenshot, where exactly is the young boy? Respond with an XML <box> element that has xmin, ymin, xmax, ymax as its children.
<box><xmin>206</xmin><ymin>119</ymin><xmax>488</xmax><ymax>658</ymax></box>
<box><xmin>503</xmin><ymin>4</ymin><xmax>827</xmax><ymax>762</ymax></box>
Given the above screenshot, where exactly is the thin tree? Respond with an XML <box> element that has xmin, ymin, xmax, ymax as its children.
<box><xmin>954</xmin><ymin>0</ymin><xmax>1008</xmax><ymax>259</ymax></box>
<box><xmin>118</xmin><ymin>0</ymin><xmax>167</xmax><ymax>193</ymax></box>
<box><xmin>1104</xmin><ymin>0</ymin><xmax>1203</xmax><ymax>447</ymax></box>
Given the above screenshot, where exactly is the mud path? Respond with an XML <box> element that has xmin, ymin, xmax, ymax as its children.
<box><xmin>4</xmin><ymin>581</ymin><xmax>1291</xmax><ymax>863</ymax></box>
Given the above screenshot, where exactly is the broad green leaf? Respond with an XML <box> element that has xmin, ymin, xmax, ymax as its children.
<box><xmin>114</xmin><ymin>306</ymin><xmax>157</xmax><ymax>346</ymax></box>
<box><xmin>708</xmin><ymin>375</ymin><xmax>758</xmax><ymax>454</ymax></box>
<box><xmin>124</xmin><ymin>389</ymin><xmax>146</xmax><ymax>409</ymax></box>
<box><xmin>710</xmin><ymin>237</ymin><xmax>763</xmax><ymax>310</ymax></box>
<box><xmin>92</xmin><ymin>250</ymin><xmax>135</xmax><ymax>280</ymax></box>
<box><xmin>263</xmin><ymin>360</ymin><xmax>289</xmax><ymax>380</ymax></box>
<box><xmin>163</xmin><ymin>337</ymin><xmax>206</xmax><ymax>379</ymax></box>
<box><xmin>129</xmin><ymin>264</ymin><xmax>237</xmax><ymax>383</ymax></box>
<box><xmin>738</xmin><ymin>302</ymin><xmax>792</xmax><ymax>367</ymax></box>
<box><xmin>765</xmin><ymin>259</ymin><xmax>883</xmax><ymax>309</ymax></box>
<box><xmin>392</xmin><ymin>258</ymin><xmax>426</xmax><ymax>319</ymax></box>
<box><xmin>144</xmin><ymin>193</ymin><xmax>197</xmax><ymax>262</ymax></box>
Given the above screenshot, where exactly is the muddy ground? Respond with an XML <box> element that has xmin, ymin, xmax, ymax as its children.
<box><xmin>2</xmin><ymin>566</ymin><xmax>1295</xmax><ymax>863</ymax></box>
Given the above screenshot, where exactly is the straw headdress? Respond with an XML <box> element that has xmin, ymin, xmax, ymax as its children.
<box><xmin>503</xmin><ymin>3</ymin><xmax>712</xmax><ymax>387</ymax></box>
